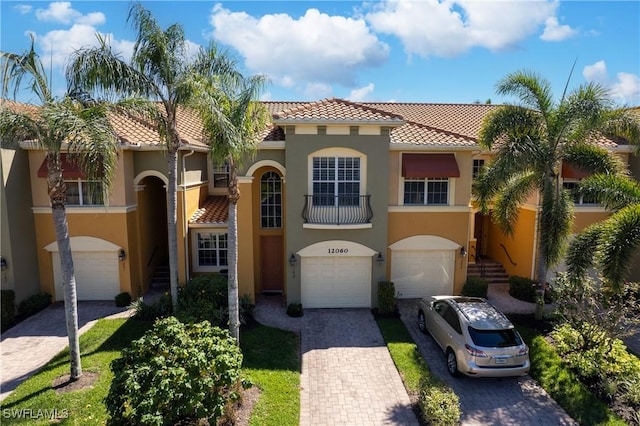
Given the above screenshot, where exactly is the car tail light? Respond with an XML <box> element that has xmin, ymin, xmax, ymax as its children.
<box><xmin>518</xmin><ymin>346</ymin><xmax>529</xmax><ymax>356</ymax></box>
<box><xmin>465</xmin><ymin>344</ymin><xmax>487</xmax><ymax>357</ymax></box>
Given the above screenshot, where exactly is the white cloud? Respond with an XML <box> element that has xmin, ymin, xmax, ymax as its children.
<box><xmin>583</xmin><ymin>61</ymin><xmax>640</xmax><ymax>105</ymax></box>
<box><xmin>14</xmin><ymin>4</ymin><xmax>32</xmax><ymax>14</ymax></box>
<box><xmin>583</xmin><ymin>60</ymin><xmax>607</xmax><ymax>84</ymax></box>
<box><xmin>540</xmin><ymin>16</ymin><xmax>577</xmax><ymax>41</ymax></box>
<box><xmin>349</xmin><ymin>83</ymin><xmax>375</xmax><ymax>101</ymax></box>
<box><xmin>208</xmin><ymin>4</ymin><xmax>389</xmax><ymax>91</ymax></box>
<box><xmin>36</xmin><ymin>2</ymin><xmax>81</xmax><ymax>24</ymax></box>
<box><xmin>303</xmin><ymin>82</ymin><xmax>333</xmax><ymax>100</ymax></box>
<box><xmin>76</xmin><ymin>12</ymin><xmax>106</xmax><ymax>26</ymax></box>
<box><xmin>610</xmin><ymin>72</ymin><xmax>640</xmax><ymax>105</ymax></box>
<box><xmin>366</xmin><ymin>0</ymin><xmax>558</xmax><ymax>58</ymax></box>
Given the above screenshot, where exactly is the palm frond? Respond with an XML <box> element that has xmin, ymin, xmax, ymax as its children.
<box><xmin>599</xmin><ymin>204</ymin><xmax>640</xmax><ymax>290</ymax></box>
<box><xmin>1</xmin><ymin>34</ymin><xmax>52</xmax><ymax>103</ymax></box>
<box><xmin>565</xmin><ymin>223</ymin><xmax>605</xmax><ymax>283</ymax></box>
<box><xmin>578</xmin><ymin>174</ymin><xmax>640</xmax><ymax>211</ymax></box>
<box><xmin>495</xmin><ymin>70</ymin><xmax>553</xmax><ymax>116</ymax></box>
<box><xmin>561</xmin><ymin>143</ymin><xmax>626</xmax><ymax>176</ymax></box>
<box><xmin>491</xmin><ymin>172</ymin><xmax>538</xmax><ymax>236</ymax></box>
<box><xmin>539</xmin><ymin>181</ymin><xmax>574</xmax><ymax>267</ymax></box>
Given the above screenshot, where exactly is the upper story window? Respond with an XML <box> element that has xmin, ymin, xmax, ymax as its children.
<box><xmin>563</xmin><ymin>181</ymin><xmax>598</xmax><ymax>205</ymax></box>
<box><xmin>213</xmin><ymin>162</ymin><xmax>229</xmax><ymax>188</ymax></box>
<box><xmin>197</xmin><ymin>232</ymin><xmax>228</xmax><ymax>267</ymax></box>
<box><xmin>312</xmin><ymin>157</ymin><xmax>360</xmax><ymax>206</ymax></box>
<box><xmin>261</xmin><ymin>172</ymin><xmax>282</xmax><ymax>228</ymax></box>
<box><xmin>472</xmin><ymin>159</ymin><xmax>485</xmax><ymax>179</ymax></box>
<box><xmin>404</xmin><ymin>178</ymin><xmax>449</xmax><ymax>205</ymax></box>
<box><xmin>65</xmin><ymin>180</ymin><xmax>104</xmax><ymax>206</ymax></box>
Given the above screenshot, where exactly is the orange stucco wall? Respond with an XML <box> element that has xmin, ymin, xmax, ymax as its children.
<box><xmin>387</xmin><ymin>211</ymin><xmax>470</xmax><ymax>294</ymax></box>
<box><xmin>237</xmin><ymin>181</ymin><xmax>255</xmax><ymax>301</ymax></box>
<box><xmin>572</xmin><ymin>210</ymin><xmax>610</xmax><ymax>233</ymax></box>
<box><xmin>486</xmin><ymin>208</ymin><xmax>536</xmax><ymax>278</ymax></box>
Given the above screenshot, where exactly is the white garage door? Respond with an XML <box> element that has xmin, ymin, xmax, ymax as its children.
<box><xmin>53</xmin><ymin>251</ymin><xmax>120</xmax><ymax>301</ymax></box>
<box><xmin>301</xmin><ymin>256</ymin><xmax>371</xmax><ymax>308</ymax></box>
<box><xmin>391</xmin><ymin>250</ymin><xmax>455</xmax><ymax>299</ymax></box>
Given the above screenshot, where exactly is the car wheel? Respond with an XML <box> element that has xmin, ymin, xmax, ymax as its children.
<box><xmin>446</xmin><ymin>349</ymin><xmax>459</xmax><ymax>376</ymax></box>
<box><xmin>418</xmin><ymin>311</ymin><xmax>427</xmax><ymax>334</ymax></box>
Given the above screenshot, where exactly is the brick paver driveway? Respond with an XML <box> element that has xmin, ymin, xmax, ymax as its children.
<box><xmin>398</xmin><ymin>300</ymin><xmax>576</xmax><ymax>426</ymax></box>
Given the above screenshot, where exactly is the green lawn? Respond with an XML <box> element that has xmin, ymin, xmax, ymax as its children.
<box><xmin>1</xmin><ymin>318</ymin><xmax>300</xmax><ymax>426</ymax></box>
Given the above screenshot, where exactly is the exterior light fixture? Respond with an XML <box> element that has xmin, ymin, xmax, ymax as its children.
<box><xmin>289</xmin><ymin>253</ymin><xmax>297</xmax><ymax>267</ymax></box>
<box><xmin>0</xmin><ymin>257</ymin><xmax>7</xmax><ymax>270</ymax></box>
<box><xmin>377</xmin><ymin>252</ymin><xmax>385</xmax><ymax>265</ymax></box>
<box><xmin>460</xmin><ymin>247</ymin><xmax>467</xmax><ymax>257</ymax></box>
<box><xmin>118</xmin><ymin>249</ymin><xmax>126</xmax><ymax>261</ymax></box>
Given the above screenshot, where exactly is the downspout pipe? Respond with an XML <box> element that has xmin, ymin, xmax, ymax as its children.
<box><xmin>182</xmin><ymin>150</ymin><xmax>195</xmax><ymax>282</ymax></box>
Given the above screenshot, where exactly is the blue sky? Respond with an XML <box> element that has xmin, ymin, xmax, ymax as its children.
<box><xmin>1</xmin><ymin>1</ymin><xmax>639</xmax><ymax>106</ymax></box>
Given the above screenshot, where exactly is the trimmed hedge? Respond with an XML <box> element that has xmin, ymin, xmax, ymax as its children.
<box><xmin>461</xmin><ymin>276</ymin><xmax>488</xmax><ymax>298</ymax></box>
<box><xmin>509</xmin><ymin>276</ymin><xmax>537</xmax><ymax>302</ymax></box>
<box><xmin>377</xmin><ymin>281</ymin><xmax>397</xmax><ymax>315</ymax></box>
<box><xmin>17</xmin><ymin>292</ymin><xmax>51</xmax><ymax>318</ymax></box>
<box><xmin>1</xmin><ymin>290</ymin><xmax>16</xmax><ymax>331</ymax></box>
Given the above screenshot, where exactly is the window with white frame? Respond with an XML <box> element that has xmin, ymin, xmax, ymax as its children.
<box><xmin>563</xmin><ymin>181</ymin><xmax>598</xmax><ymax>205</ymax></box>
<box><xmin>312</xmin><ymin>157</ymin><xmax>360</xmax><ymax>206</ymax></box>
<box><xmin>65</xmin><ymin>180</ymin><xmax>104</xmax><ymax>206</ymax></box>
<box><xmin>403</xmin><ymin>178</ymin><xmax>449</xmax><ymax>205</ymax></box>
<box><xmin>472</xmin><ymin>159</ymin><xmax>485</xmax><ymax>179</ymax></box>
<box><xmin>261</xmin><ymin>171</ymin><xmax>282</xmax><ymax>228</ymax></box>
<box><xmin>213</xmin><ymin>162</ymin><xmax>229</xmax><ymax>188</ymax></box>
<box><xmin>197</xmin><ymin>233</ymin><xmax>228</xmax><ymax>267</ymax></box>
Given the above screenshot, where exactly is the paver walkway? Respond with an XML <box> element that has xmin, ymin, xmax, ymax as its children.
<box><xmin>397</xmin><ymin>299</ymin><xmax>576</xmax><ymax>426</ymax></box>
<box><xmin>0</xmin><ymin>301</ymin><xmax>130</xmax><ymax>402</ymax></box>
<box><xmin>254</xmin><ymin>297</ymin><xmax>418</xmax><ymax>426</ymax></box>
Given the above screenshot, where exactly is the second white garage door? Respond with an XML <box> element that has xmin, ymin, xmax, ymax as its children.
<box><xmin>301</xmin><ymin>256</ymin><xmax>371</xmax><ymax>308</ymax></box>
<box><xmin>53</xmin><ymin>251</ymin><xmax>120</xmax><ymax>301</ymax></box>
<box><xmin>391</xmin><ymin>250</ymin><xmax>455</xmax><ymax>299</ymax></box>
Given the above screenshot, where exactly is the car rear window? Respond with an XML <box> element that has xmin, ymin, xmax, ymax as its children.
<box><xmin>468</xmin><ymin>327</ymin><xmax>522</xmax><ymax>347</ymax></box>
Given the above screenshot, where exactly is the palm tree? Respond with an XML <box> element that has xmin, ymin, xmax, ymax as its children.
<box><xmin>66</xmin><ymin>3</ymin><xmax>238</xmax><ymax>306</ymax></box>
<box><xmin>566</xmin><ymin>174</ymin><xmax>640</xmax><ymax>291</ymax></box>
<box><xmin>191</xmin><ymin>64</ymin><xmax>269</xmax><ymax>342</ymax></box>
<box><xmin>1</xmin><ymin>37</ymin><xmax>119</xmax><ymax>380</ymax></box>
<box><xmin>473</xmin><ymin>69</ymin><xmax>639</xmax><ymax>316</ymax></box>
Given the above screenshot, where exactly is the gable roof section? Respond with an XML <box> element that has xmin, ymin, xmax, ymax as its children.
<box><xmin>190</xmin><ymin>196</ymin><xmax>228</xmax><ymax>224</ymax></box>
<box><xmin>270</xmin><ymin>98</ymin><xmax>405</xmax><ymax>125</ymax></box>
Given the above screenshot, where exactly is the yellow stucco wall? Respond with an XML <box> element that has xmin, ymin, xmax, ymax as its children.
<box><xmin>237</xmin><ymin>181</ymin><xmax>255</xmax><ymax>301</ymax></box>
<box><xmin>388</xmin><ymin>211</ymin><xmax>469</xmax><ymax>294</ymax></box>
<box><xmin>486</xmin><ymin>208</ymin><xmax>536</xmax><ymax>278</ymax></box>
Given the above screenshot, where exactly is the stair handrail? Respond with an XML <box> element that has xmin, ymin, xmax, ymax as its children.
<box><xmin>472</xmin><ymin>246</ymin><xmax>486</xmax><ymax>278</ymax></box>
<box><xmin>499</xmin><ymin>243</ymin><xmax>517</xmax><ymax>266</ymax></box>
<box><xmin>147</xmin><ymin>245</ymin><xmax>159</xmax><ymax>267</ymax></box>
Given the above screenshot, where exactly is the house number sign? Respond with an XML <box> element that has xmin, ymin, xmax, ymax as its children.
<box><xmin>327</xmin><ymin>248</ymin><xmax>349</xmax><ymax>254</ymax></box>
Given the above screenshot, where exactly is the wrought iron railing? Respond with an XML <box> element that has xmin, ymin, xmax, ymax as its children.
<box><xmin>302</xmin><ymin>194</ymin><xmax>373</xmax><ymax>225</ymax></box>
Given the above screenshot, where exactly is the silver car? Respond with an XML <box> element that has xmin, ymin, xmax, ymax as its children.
<box><xmin>417</xmin><ymin>296</ymin><xmax>530</xmax><ymax>377</ymax></box>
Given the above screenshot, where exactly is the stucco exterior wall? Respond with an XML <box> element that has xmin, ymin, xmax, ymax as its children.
<box><xmin>486</xmin><ymin>208</ymin><xmax>537</xmax><ymax>279</ymax></box>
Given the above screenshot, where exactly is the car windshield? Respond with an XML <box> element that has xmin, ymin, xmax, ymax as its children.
<box><xmin>468</xmin><ymin>327</ymin><xmax>522</xmax><ymax>348</ymax></box>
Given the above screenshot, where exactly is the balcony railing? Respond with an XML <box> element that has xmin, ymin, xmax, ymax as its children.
<box><xmin>302</xmin><ymin>194</ymin><xmax>373</xmax><ymax>225</ymax></box>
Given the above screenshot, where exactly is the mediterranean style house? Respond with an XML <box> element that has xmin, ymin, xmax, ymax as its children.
<box><xmin>1</xmin><ymin>98</ymin><xmax>638</xmax><ymax>307</ymax></box>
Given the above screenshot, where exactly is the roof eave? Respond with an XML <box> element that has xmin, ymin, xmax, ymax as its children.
<box><xmin>272</xmin><ymin>118</ymin><xmax>405</xmax><ymax>127</ymax></box>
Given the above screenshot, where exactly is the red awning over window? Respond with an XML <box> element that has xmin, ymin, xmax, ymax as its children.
<box><xmin>402</xmin><ymin>153</ymin><xmax>460</xmax><ymax>178</ymax></box>
<box><xmin>561</xmin><ymin>163</ymin><xmax>590</xmax><ymax>180</ymax></box>
<box><xmin>37</xmin><ymin>154</ymin><xmax>86</xmax><ymax>179</ymax></box>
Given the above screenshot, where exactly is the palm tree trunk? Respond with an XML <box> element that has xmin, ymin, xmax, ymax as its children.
<box><xmin>167</xmin><ymin>149</ymin><xmax>179</xmax><ymax>307</ymax></box>
<box><xmin>228</xmin><ymin>199</ymin><xmax>240</xmax><ymax>343</ymax></box>
<box><xmin>52</xmin><ymin>206</ymin><xmax>82</xmax><ymax>380</ymax></box>
<box><xmin>535</xmin><ymin>215</ymin><xmax>547</xmax><ymax>320</ymax></box>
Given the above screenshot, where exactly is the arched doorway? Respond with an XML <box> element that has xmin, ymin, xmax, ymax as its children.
<box><xmin>136</xmin><ymin>175</ymin><xmax>168</xmax><ymax>289</ymax></box>
<box><xmin>259</xmin><ymin>171</ymin><xmax>284</xmax><ymax>293</ymax></box>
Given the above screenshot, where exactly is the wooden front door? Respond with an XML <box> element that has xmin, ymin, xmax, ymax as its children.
<box><xmin>260</xmin><ymin>235</ymin><xmax>284</xmax><ymax>292</ymax></box>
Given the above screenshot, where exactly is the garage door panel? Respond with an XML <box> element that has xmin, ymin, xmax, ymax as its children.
<box><xmin>53</xmin><ymin>251</ymin><xmax>120</xmax><ymax>301</ymax></box>
<box><xmin>392</xmin><ymin>250</ymin><xmax>454</xmax><ymax>299</ymax></box>
<box><xmin>301</xmin><ymin>256</ymin><xmax>371</xmax><ymax>308</ymax></box>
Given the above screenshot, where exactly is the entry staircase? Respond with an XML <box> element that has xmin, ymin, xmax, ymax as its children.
<box><xmin>149</xmin><ymin>263</ymin><xmax>170</xmax><ymax>291</ymax></box>
<box><xmin>467</xmin><ymin>258</ymin><xmax>510</xmax><ymax>289</ymax></box>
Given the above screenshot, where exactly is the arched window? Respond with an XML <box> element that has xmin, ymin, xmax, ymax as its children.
<box><xmin>261</xmin><ymin>171</ymin><xmax>282</xmax><ymax>228</ymax></box>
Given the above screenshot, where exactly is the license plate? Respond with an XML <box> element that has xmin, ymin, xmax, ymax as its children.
<box><xmin>495</xmin><ymin>358</ymin><xmax>508</xmax><ymax>365</ymax></box>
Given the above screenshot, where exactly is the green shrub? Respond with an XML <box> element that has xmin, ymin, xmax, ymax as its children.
<box><xmin>461</xmin><ymin>276</ymin><xmax>488</xmax><ymax>298</ymax></box>
<box><xmin>106</xmin><ymin>316</ymin><xmax>243</xmax><ymax>425</ymax></box>
<box><xmin>176</xmin><ymin>274</ymin><xmax>228</xmax><ymax>326</ymax></box>
<box><xmin>1</xmin><ymin>290</ymin><xmax>16</xmax><ymax>330</ymax></box>
<box><xmin>131</xmin><ymin>293</ymin><xmax>172</xmax><ymax>321</ymax></box>
<box><xmin>509</xmin><ymin>276</ymin><xmax>537</xmax><ymax>302</ymax></box>
<box><xmin>114</xmin><ymin>292</ymin><xmax>131</xmax><ymax>307</ymax></box>
<box><xmin>239</xmin><ymin>293</ymin><xmax>255</xmax><ymax>325</ymax></box>
<box><xmin>286</xmin><ymin>303</ymin><xmax>303</xmax><ymax>317</ymax></box>
<box><xmin>418</xmin><ymin>377</ymin><xmax>461</xmax><ymax>426</ymax></box>
<box><xmin>377</xmin><ymin>281</ymin><xmax>396</xmax><ymax>315</ymax></box>
<box><xmin>17</xmin><ymin>292</ymin><xmax>51</xmax><ymax>318</ymax></box>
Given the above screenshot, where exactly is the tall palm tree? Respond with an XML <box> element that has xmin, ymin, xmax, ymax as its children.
<box><xmin>566</xmin><ymin>174</ymin><xmax>640</xmax><ymax>291</ymax></box>
<box><xmin>1</xmin><ymin>37</ymin><xmax>119</xmax><ymax>380</ymax></box>
<box><xmin>66</xmin><ymin>3</ymin><xmax>238</xmax><ymax>306</ymax></box>
<box><xmin>473</xmin><ymin>69</ymin><xmax>638</xmax><ymax>316</ymax></box>
<box><xmin>191</xmin><ymin>64</ymin><xmax>269</xmax><ymax>342</ymax></box>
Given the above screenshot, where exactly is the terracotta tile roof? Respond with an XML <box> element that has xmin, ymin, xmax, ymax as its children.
<box><xmin>1</xmin><ymin>99</ymin><xmax>40</xmax><ymax>118</ymax></box>
<box><xmin>260</xmin><ymin>125</ymin><xmax>285</xmax><ymax>141</ymax></box>
<box><xmin>391</xmin><ymin>122</ymin><xmax>476</xmax><ymax>146</ymax></box>
<box><xmin>270</xmin><ymin>98</ymin><xmax>404</xmax><ymax>124</ymax></box>
<box><xmin>190</xmin><ymin>196</ymin><xmax>228</xmax><ymax>224</ymax></box>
